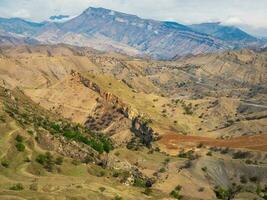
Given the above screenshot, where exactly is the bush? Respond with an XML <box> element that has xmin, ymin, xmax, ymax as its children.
<box><xmin>183</xmin><ymin>160</ymin><xmax>192</xmax><ymax>169</ymax></box>
<box><xmin>170</xmin><ymin>190</ymin><xmax>183</xmax><ymax>199</ymax></box>
<box><xmin>143</xmin><ymin>188</ymin><xmax>152</xmax><ymax>196</ymax></box>
<box><xmin>214</xmin><ymin>187</ymin><xmax>232</xmax><ymax>200</ymax></box>
<box><xmin>16</xmin><ymin>143</ymin><xmax>25</xmax><ymax>152</ymax></box>
<box><xmin>99</xmin><ymin>187</ymin><xmax>106</xmax><ymax>192</ymax></box>
<box><xmin>29</xmin><ymin>183</ymin><xmax>38</xmax><ymax>191</ymax></box>
<box><xmin>175</xmin><ymin>185</ymin><xmax>182</xmax><ymax>191</ymax></box>
<box><xmin>201</xmin><ymin>167</ymin><xmax>207</xmax><ymax>172</ymax></box>
<box><xmin>206</xmin><ymin>151</ymin><xmax>212</xmax><ymax>156</ymax></box>
<box><xmin>55</xmin><ymin>157</ymin><xmax>63</xmax><ymax>165</ymax></box>
<box><xmin>9</xmin><ymin>183</ymin><xmax>24</xmax><ymax>191</ymax></box>
<box><xmin>170</xmin><ymin>185</ymin><xmax>183</xmax><ymax>199</ymax></box>
<box><xmin>232</xmin><ymin>151</ymin><xmax>250</xmax><ymax>159</ymax></box>
<box><xmin>36</xmin><ymin>152</ymin><xmax>55</xmax><ymax>172</ymax></box>
<box><xmin>133</xmin><ymin>177</ymin><xmax>146</xmax><ymax>188</ymax></box>
<box><xmin>15</xmin><ymin>135</ymin><xmax>23</xmax><ymax>142</ymax></box>
<box><xmin>71</xmin><ymin>160</ymin><xmax>80</xmax><ymax>166</ymax></box>
<box><xmin>220</xmin><ymin>148</ymin><xmax>229</xmax><ymax>154</ymax></box>
<box><xmin>1</xmin><ymin>160</ymin><xmax>9</xmax><ymax>168</ymax></box>
<box><xmin>114</xmin><ymin>195</ymin><xmax>122</xmax><ymax>200</ymax></box>
<box><xmin>159</xmin><ymin>167</ymin><xmax>166</xmax><ymax>173</ymax></box>
<box><xmin>240</xmin><ymin>175</ymin><xmax>247</xmax><ymax>184</ymax></box>
<box><xmin>215</xmin><ymin>184</ymin><xmax>243</xmax><ymax>199</ymax></box>
<box><xmin>249</xmin><ymin>176</ymin><xmax>258</xmax><ymax>183</ymax></box>
<box><xmin>164</xmin><ymin>158</ymin><xmax>170</xmax><ymax>164</ymax></box>
<box><xmin>245</xmin><ymin>159</ymin><xmax>253</xmax><ymax>165</ymax></box>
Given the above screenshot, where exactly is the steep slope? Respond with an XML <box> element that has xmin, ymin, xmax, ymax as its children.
<box><xmin>1</xmin><ymin>87</ymin><xmax>267</xmax><ymax>200</ymax></box>
<box><xmin>0</xmin><ymin>44</ymin><xmax>266</xmax><ymax>145</ymax></box>
<box><xmin>0</xmin><ymin>86</ymin><xmax>160</xmax><ymax>200</ymax></box>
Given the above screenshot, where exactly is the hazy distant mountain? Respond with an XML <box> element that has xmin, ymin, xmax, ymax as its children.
<box><xmin>190</xmin><ymin>22</ymin><xmax>261</xmax><ymax>48</ymax></box>
<box><xmin>0</xmin><ymin>7</ymin><xmax>265</xmax><ymax>59</ymax></box>
<box><xmin>42</xmin><ymin>7</ymin><xmax>229</xmax><ymax>59</ymax></box>
<box><xmin>0</xmin><ymin>17</ymin><xmax>44</xmax><ymax>36</ymax></box>
<box><xmin>0</xmin><ymin>30</ymin><xmax>39</xmax><ymax>46</ymax></box>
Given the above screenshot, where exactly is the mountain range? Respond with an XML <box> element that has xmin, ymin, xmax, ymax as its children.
<box><xmin>0</xmin><ymin>7</ymin><xmax>265</xmax><ymax>59</ymax></box>
<box><xmin>1</xmin><ymin>5</ymin><xmax>267</xmax><ymax>200</ymax></box>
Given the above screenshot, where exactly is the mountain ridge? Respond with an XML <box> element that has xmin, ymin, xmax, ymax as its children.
<box><xmin>0</xmin><ymin>7</ymin><xmax>265</xmax><ymax>59</ymax></box>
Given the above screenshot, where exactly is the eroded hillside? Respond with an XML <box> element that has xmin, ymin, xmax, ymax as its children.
<box><xmin>0</xmin><ymin>44</ymin><xmax>267</xmax><ymax>199</ymax></box>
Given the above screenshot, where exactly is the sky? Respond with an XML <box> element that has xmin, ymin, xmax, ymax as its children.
<box><xmin>0</xmin><ymin>0</ymin><xmax>267</xmax><ymax>36</ymax></box>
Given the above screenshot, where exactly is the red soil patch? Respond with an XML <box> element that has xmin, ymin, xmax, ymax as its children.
<box><xmin>159</xmin><ymin>133</ymin><xmax>267</xmax><ymax>152</ymax></box>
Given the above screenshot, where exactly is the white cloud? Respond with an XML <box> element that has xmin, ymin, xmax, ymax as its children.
<box><xmin>221</xmin><ymin>17</ymin><xmax>244</xmax><ymax>26</ymax></box>
<box><xmin>12</xmin><ymin>9</ymin><xmax>31</xmax><ymax>19</ymax></box>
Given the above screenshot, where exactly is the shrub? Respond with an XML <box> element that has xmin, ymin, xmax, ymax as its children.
<box><xmin>16</xmin><ymin>143</ymin><xmax>25</xmax><ymax>152</ymax></box>
<box><xmin>15</xmin><ymin>135</ymin><xmax>23</xmax><ymax>142</ymax></box>
<box><xmin>249</xmin><ymin>176</ymin><xmax>258</xmax><ymax>183</ymax></box>
<box><xmin>0</xmin><ymin>115</ymin><xmax>5</xmax><ymax>122</ymax></box>
<box><xmin>201</xmin><ymin>167</ymin><xmax>207</xmax><ymax>172</ymax></box>
<box><xmin>232</xmin><ymin>151</ymin><xmax>250</xmax><ymax>159</ymax></box>
<box><xmin>115</xmin><ymin>152</ymin><xmax>120</xmax><ymax>156</ymax></box>
<box><xmin>175</xmin><ymin>185</ymin><xmax>182</xmax><ymax>191</ymax></box>
<box><xmin>29</xmin><ymin>183</ymin><xmax>38</xmax><ymax>191</ymax></box>
<box><xmin>71</xmin><ymin>160</ymin><xmax>80</xmax><ymax>166</ymax></box>
<box><xmin>99</xmin><ymin>170</ymin><xmax>106</xmax><ymax>177</ymax></box>
<box><xmin>1</xmin><ymin>160</ymin><xmax>9</xmax><ymax>168</ymax></box>
<box><xmin>245</xmin><ymin>159</ymin><xmax>253</xmax><ymax>165</ymax></box>
<box><xmin>240</xmin><ymin>175</ymin><xmax>247</xmax><ymax>184</ymax></box>
<box><xmin>164</xmin><ymin>158</ymin><xmax>170</xmax><ymax>165</ymax></box>
<box><xmin>183</xmin><ymin>160</ymin><xmax>192</xmax><ymax>169</ymax></box>
<box><xmin>133</xmin><ymin>177</ymin><xmax>146</xmax><ymax>188</ymax></box>
<box><xmin>159</xmin><ymin>167</ymin><xmax>166</xmax><ymax>173</ymax></box>
<box><xmin>182</xmin><ymin>103</ymin><xmax>193</xmax><ymax>115</ymax></box>
<box><xmin>220</xmin><ymin>148</ymin><xmax>229</xmax><ymax>154</ymax></box>
<box><xmin>214</xmin><ymin>187</ymin><xmax>230</xmax><ymax>199</ymax></box>
<box><xmin>170</xmin><ymin>190</ymin><xmax>183</xmax><ymax>199</ymax></box>
<box><xmin>99</xmin><ymin>187</ymin><xmax>106</xmax><ymax>192</ymax></box>
<box><xmin>55</xmin><ymin>157</ymin><xmax>63</xmax><ymax>165</ymax></box>
<box><xmin>143</xmin><ymin>188</ymin><xmax>152</xmax><ymax>196</ymax></box>
<box><xmin>112</xmin><ymin>171</ymin><xmax>120</xmax><ymax>178</ymax></box>
<box><xmin>36</xmin><ymin>152</ymin><xmax>55</xmax><ymax>172</ymax></box>
<box><xmin>170</xmin><ymin>185</ymin><xmax>183</xmax><ymax>199</ymax></box>
<box><xmin>206</xmin><ymin>151</ymin><xmax>212</xmax><ymax>156</ymax></box>
<box><xmin>9</xmin><ymin>183</ymin><xmax>24</xmax><ymax>191</ymax></box>
<box><xmin>114</xmin><ymin>195</ymin><xmax>122</xmax><ymax>200</ymax></box>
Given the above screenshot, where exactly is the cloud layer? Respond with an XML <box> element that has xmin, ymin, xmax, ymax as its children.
<box><xmin>0</xmin><ymin>0</ymin><xmax>267</xmax><ymax>36</ymax></box>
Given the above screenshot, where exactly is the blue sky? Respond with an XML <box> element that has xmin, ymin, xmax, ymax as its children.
<box><xmin>0</xmin><ymin>0</ymin><xmax>267</xmax><ymax>36</ymax></box>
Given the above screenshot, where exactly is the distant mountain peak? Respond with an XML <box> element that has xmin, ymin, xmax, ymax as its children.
<box><xmin>82</xmin><ymin>7</ymin><xmax>139</xmax><ymax>19</ymax></box>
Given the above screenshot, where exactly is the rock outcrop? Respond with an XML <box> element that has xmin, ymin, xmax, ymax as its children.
<box><xmin>72</xmin><ymin>71</ymin><xmax>158</xmax><ymax>146</ymax></box>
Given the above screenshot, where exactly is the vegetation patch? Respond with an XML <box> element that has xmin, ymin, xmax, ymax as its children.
<box><xmin>36</xmin><ymin>152</ymin><xmax>63</xmax><ymax>172</ymax></box>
